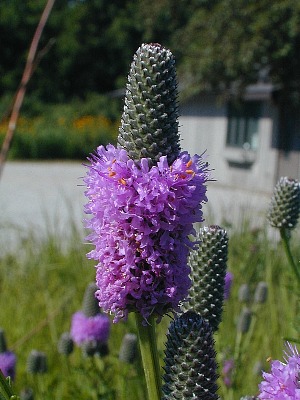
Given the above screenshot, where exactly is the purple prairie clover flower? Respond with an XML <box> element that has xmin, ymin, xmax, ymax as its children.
<box><xmin>224</xmin><ymin>271</ymin><xmax>233</xmax><ymax>300</ymax></box>
<box><xmin>258</xmin><ymin>342</ymin><xmax>300</xmax><ymax>399</ymax></box>
<box><xmin>222</xmin><ymin>358</ymin><xmax>235</xmax><ymax>387</ymax></box>
<box><xmin>70</xmin><ymin>311</ymin><xmax>110</xmax><ymax>345</ymax></box>
<box><xmin>84</xmin><ymin>144</ymin><xmax>209</xmax><ymax>323</ymax></box>
<box><xmin>0</xmin><ymin>351</ymin><xmax>16</xmax><ymax>380</ymax></box>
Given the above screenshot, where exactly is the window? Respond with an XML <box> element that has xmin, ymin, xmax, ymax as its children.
<box><xmin>226</xmin><ymin>101</ymin><xmax>261</xmax><ymax>150</ymax></box>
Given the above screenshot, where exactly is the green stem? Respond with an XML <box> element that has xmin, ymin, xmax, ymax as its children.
<box><xmin>280</xmin><ymin>228</ymin><xmax>300</xmax><ymax>285</ymax></box>
<box><xmin>135</xmin><ymin>313</ymin><xmax>161</xmax><ymax>400</ymax></box>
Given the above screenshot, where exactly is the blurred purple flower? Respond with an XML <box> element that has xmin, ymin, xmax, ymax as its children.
<box><xmin>0</xmin><ymin>351</ymin><xmax>16</xmax><ymax>380</ymax></box>
<box><xmin>70</xmin><ymin>311</ymin><xmax>110</xmax><ymax>345</ymax></box>
<box><xmin>84</xmin><ymin>144</ymin><xmax>209</xmax><ymax>323</ymax></box>
<box><xmin>224</xmin><ymin>271</ymin><xmax>233</xmax><ymax>300</ymax></box>
<box><xmin>258</xmin><ymin>342</ymin><xmax>300</xmax><ymax>399</ymax></box>
<box><xmin>222</xmin><ymin>358</ymin><xmax>234</xmax><ymax>387</ymax></box>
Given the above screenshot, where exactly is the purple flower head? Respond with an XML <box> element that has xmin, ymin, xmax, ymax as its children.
<box><xmin>84</xmin><ymin>144</ymin><xmax>209</xmax><ymax>323</ymax></box>
<box><xmin>224</xmin><ymin>271</ymin><xmax>233</xmax><ymax>300</ymax></box>
<box><xmin>70</xmin><ymin>311</ymin><xmax>110</xmax><ymax>345</ymax></box>
<box><xmin>258</xmin><ymin>342</ymin><xmax>300</xmax><ymax>399</ymax></box>
<box><xmin>222</xmin><ymin>358</ymin><xmax>234</xmax><ymax>387</ymax></box>
<box><xmin>0</xmin><ymin>351</ymin><xmax>16</xmax><ymax>380</ymax></box>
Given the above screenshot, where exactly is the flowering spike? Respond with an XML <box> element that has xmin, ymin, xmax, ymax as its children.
<box><xmin>26</xmin><ymin>350</ymin><xmax>47</xmax><ymax>374</ymax></box>
<box><xmin>20</xmin><ymin>388</ymin><xmax>34</xmax><ymax>400</ymax></box>
<box><xmin>238</xmin><ymin>284</ymin><xmax>251</xmax><ymax>303</ymax></box>
<box><xmin>119</xmin><ymin>333</ymin><xmax>138</xmax><ymax>364</ymax></box>
<box><xmin>70</xmin><ymin>311</ymin><xmax>110</xmax><ymax>346</ymax></box>
<box><xmin>267</xmin><ymin>177</ymin><xmax>300</xmax><ymax>230</ymax></box>
<box><xmin>82</xmin><ymin>282</ymin><xmax>99</xmax><ymax>317</ymax></box>
<box><xmin>181</xmin><ymin>225</ymin><xmax>228</xmax><ymax>332</ymax></box>
<box><xmin>253</xmin><ymin>282</ymin><xmax>268</xmax><ymax>304</ymax></box>
<box><xmin>237</xmin><ymin>308</ymin><xmax>252</xmax><ymax>333</ymax></box>
<box><xmin>162</xmin><ymin>312</ymin><xmax>218</xmax><ymax>400</ymax></box>
<box><xmin>258</xmin><ymin>342</ymin><xmax>300</xmax><ymax>398</ymax></box>
<box><xmin>84</xmin><ymin>145</ymin><xmax>209</xmax><ymax>323</ymax></box>
<box><xmin>118</xmin><ymin>43</ymin><xmax>180</xmax><ymax>166</ymax></box>
<box><xmin>57</xmin><ymin>332</ymin><xmax>74</xmax><ymax>356</ymax></box>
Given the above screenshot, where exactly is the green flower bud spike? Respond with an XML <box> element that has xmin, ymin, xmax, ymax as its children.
<box><xmin>267</xmin><ymin>177</ymin><xmax>300</xmax><ymax>284</ymax></box>
<box><xmin>181</xmin><ymin>225</ymin><xmax>228</xmax><ymax>332</ymax></box>
<box><xmin>57</xmin><ymin>332</ymin><xmax>74</xmax><ymax>356</ymax></box>
<box><xmin>267</xmin><ymin>177</ymin><xmax>300</xmax><ymax>230</ymax></box>
<box><xmin>82</xmin><ymin>282</ymin><xmax>99</xmax><ymax>317</ymax></box>
<box><xmin>0</xmin><ymin>329</ymin><xmax>7</xmax><ymax>353</ymax></box>
<box><xmin>26</xmin><ymin>351</ymin><xmax>47</xmax><ymax>374</ymax></box>
<box><xmin>118</xmin><ymin>43</ymin><xmax>181</xmax><ymax>166</ymax></box>
<box><xmin>162</xmin><ymin>312</ymin><xmax>218</xmax><ymax>400</ymax></box>
<box><xmin>119</xmin><ymin>333</ymin><xmax>138</xmax><ymax>364</ymax></box>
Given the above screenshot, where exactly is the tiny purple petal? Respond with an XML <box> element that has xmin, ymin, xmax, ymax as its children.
<box><xmin>84</xmin><ymin>145</ymin><xmax>209</xmax><ymax>323</ymax></box>
<box><xmin>224</xmin><ymin>271</ymin><xmax>233</xmax><ymax>300</ymax></box>
<box><xmin>0</xmin><ymin>351</ymin><xmax>16</xmax><ymax>380</ymax></box>
<box><xmin>70</xmin><ymin>311</ymin><xmax>110</xmax><ymax>345</ymax></box>
<box><xmin>258</xmin><ymin>342</ymin><xmax>300</xmax><ymax>399</ymax></box>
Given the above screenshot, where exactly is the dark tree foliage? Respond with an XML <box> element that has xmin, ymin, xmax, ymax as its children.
<box><xmin>1</xmin><ymin>0</ymin><xmax>300</xmax><ymax>105</ymax></box>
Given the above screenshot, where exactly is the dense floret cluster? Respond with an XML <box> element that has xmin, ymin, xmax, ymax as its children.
<box><xmin>84</xmin><ymin>144</ymin><xmax>209</xmax><ymax>323</ymax></box>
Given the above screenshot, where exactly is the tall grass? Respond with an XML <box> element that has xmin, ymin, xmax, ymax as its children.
<box><xmin>0</xmin><ymin>220</ymin><xmax>298</xmax><ymax>399</ymax></box>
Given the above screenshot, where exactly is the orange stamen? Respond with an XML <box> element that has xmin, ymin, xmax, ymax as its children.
<box><xmin>119</xmin><ymin>178</ymin><xmax>126</xmax><ymax>185</ymax></box>
<box><xmin>186</xmin><ymin>159</ymin><xmax>193</xmax><ymax>168</ymax></box>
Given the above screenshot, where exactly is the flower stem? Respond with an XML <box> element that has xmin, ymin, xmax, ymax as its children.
<box><xmin>280</xmin><ymin>228</ymin><xmax>300</xmax><ymax>285</ymax></box>
<box><xmin>135</xmin><ymin>313</ymin><xmax>161</xmax><ymax>400</ymax></box>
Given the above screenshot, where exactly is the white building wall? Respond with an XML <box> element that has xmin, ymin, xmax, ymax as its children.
<box><xmin>179</xmin><ymin>95</ymin><xmax>279</xmax><ymax>225</ymax></box>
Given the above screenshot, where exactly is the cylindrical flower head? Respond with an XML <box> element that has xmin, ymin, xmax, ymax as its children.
<box><xmin>162</xmin><ymin>312</ymin><xmax>218</xmax><ymax>400</ymax></box>
<box><xmin>117</xmin><ymin>43</ymin><xmax>180</xmax><ymax>166</ymax></box>
<box><xmin>57</xmin><ymin>332</ymin><xmax>74</xmax><ymax>356</ymax></box>
<box><xmin>267</xmin><ymin>177</ymin><xmax>300</xmax><ymax>230</ymax></box>
<box><xmin>26</xmin><ymin>350</ymin><xmax>47</xmax><ymax>374</ymax></box>
<box><xmin>81</xmin><ymin>340</ymin><xmax>109</xmax><ymax>357</ymax></box>
<box><xmin>84</xmin><ymin>145</ymin><xmax>209</xmax><ymax>323</ymax></box>
<box><xmin>238</xmin><ymin>284</ymin><xmax>251</xmax><ymax>303</ymax></box>
<box><xmin>82</xmin><ymin>282</ymin><xmax>99</xmax><ymax>317</ymax></box>
<box><xmin>181</xmin><ymin>225</ymin><xmax>228</xmax><ymax>332</ymax></box>
<box><xmin>254</xmin><ymin>282</ymin><xmax>268</xmax><ymax>304</ymax></box>
<box><xmin>237</xmin><ymin>308</ymin><xmax>252</xmax><ymax>334</ymax></box>
<box><xmin>70</xmin><ymin>311</ymin><xmax>110</xmax><ymax>345</ymax></box>
<box><xmin>20</xmin><ymin>388</ymin><xmax>34</xmax><ymax>400</ymax></box>
<box><xmin>119</xmin><ymin>333</ymin><xmax>138</xmax><ymax>364</ymax></box>
<box><xmin>0</xmin><ymin>351</ymin><xmax>16</xmax><ymax>380</ymax></box>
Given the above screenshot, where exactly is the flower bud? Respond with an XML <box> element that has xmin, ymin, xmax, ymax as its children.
<box><xmin>57</xmin><ymin>332</ymin><xmax>74</xmax><ymax>356</ymax></box>
<box><xmin>267</xmin><ymin>177</ymin><xmax>300</xmax><ymax>230</ymax></box>
<box><xmin>118</xmin><ymin>43</ymin><xmax>180</xmax><ymax>166</ymax></box>
<box><xmin>237</xmin><ymin>308</ymin><xmax>252</xmax><ymax>333</ymax></box>
<box><xmin>82</xmin><ymin>282</ymin><xmax>99</xmax><ymax>317</ymax></box>
<box><xmin>26</xmin><ymin>350</ymin><xmax>47</xmax><ymax>374</ymax></box>
<box><xmin>162</xmin><ymin>312</ymin><xmax>218</xmax><ymax>399</ymax></box>
<box><xmin>254</xmin><ymin>282</ymin><xmax>268</xmax><ymax>304</ymax></box>
<box><xmin>181</xmin><ymin>225</ymin><xmax>228</xmax><ymax>332</ymax></box>
<box><xmin>119</xmin><ymin>333</ymin><xmax>137</xmax><ymax>364</ymax></box>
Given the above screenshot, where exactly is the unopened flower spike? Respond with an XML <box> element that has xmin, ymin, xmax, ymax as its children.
<box><xmin>267</xmin><ymin>176</ymin><xmax>300</xmax><ymax>230</ymax></box>
<box><xmin>162</xmin><ymin>311</ymin><xmax>218</xmax><ymax>400</ymax></box>
<box><xmin>118</xmin><ymin>43</ymin><xmax>180</xmax><ymax>166</ymax></box>
<box><xmin>181</xmin><ymin>225</ymin><xmax>228</xmax><ymax>332</ymax></box>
